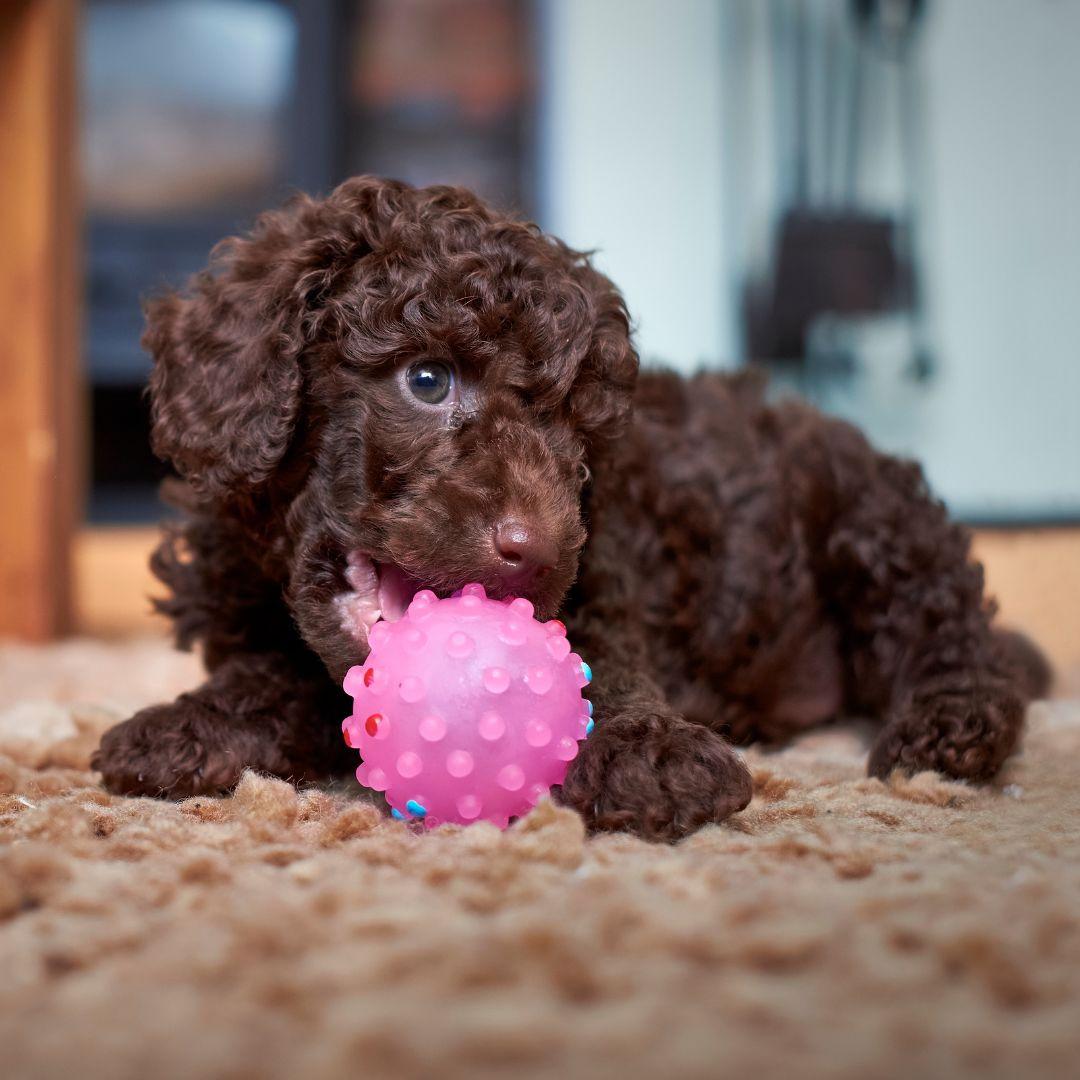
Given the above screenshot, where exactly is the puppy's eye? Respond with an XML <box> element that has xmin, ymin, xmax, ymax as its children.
<box><xmin>406</xmin><ymin>360</ymin><xmax>454</xmax><ymax>405</ymax></box>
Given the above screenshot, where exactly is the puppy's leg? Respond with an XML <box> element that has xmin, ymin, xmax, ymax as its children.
<box><xmin>812</xmin><ymin>435</ymin><xmax>1034</xmax><ymax>781</ymax></box>
<box><xmin>93</xmin><ymin>652</ymin><xmax>351</xmax><ymax>798</ymax></box>
<box><xmin>557</xmin><ymin>614</ymin><xmax>753</xmax><ymax>842</ymax></box>
<box><xmin>559</xmin><ymin>705</ymin><xmax>753</xmax><ymax>842</ymax></box>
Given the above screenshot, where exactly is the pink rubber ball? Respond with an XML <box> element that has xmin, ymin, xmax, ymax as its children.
<box><xmin>341</xmin><ymin>583</ymin><xmax>593</xmax><ymax>829</ymax></box>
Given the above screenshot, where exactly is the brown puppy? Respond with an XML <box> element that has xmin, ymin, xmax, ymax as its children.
<box><xmin>93</xmin><ymin>177</ymin><xmax>1048</xmax><ymax>840</ymax></box>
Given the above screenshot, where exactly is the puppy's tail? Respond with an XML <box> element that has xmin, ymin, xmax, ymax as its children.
<box><xmin>994</xmin><ymin>628</ymin><xmax>1054</xmax><ymax>700</ymax></box>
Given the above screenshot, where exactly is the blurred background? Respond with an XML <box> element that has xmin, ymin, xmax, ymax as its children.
<box><xmin>80</xmin><ymin>0</ymin><xmax>1080</xmax><ymax>524</ymax></box>
<box><xmin>2</xmin><ymin>0</ymin><xmax>1078</xmax><ymax>679</ymax></box>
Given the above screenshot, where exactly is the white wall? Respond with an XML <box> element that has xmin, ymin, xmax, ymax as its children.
<box><xmin>914</xmin><ymin>0</ymin><xmax>1080</xmax><ymax>517</ymax></box>
<box><xmin>540</xmin><ymin>0</ymin><xmax>1080</xmax><ymax>517</ymax></box>
<box><xmin>539</xmin><ymin>0</ymin><xmax>733</xmax><ymax>370</ymax></box>
<box><xmin>807</xmin><ymin>0</ymin><xmax>1080</xmax><ymax>518</ymax></box>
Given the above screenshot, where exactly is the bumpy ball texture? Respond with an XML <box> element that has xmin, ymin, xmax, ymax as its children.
<box><xmin>342</xmin><ymin>583</ymin><xmax>593</xmax><ymax>829</ymax></box>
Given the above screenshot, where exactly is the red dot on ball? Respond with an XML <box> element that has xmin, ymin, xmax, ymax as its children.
<box><xmin>365</xmin><ymin>713</ymin><xmax>382</xmax><ymax>737</ymax></box>
<box><xmin>363</xmin><ymin>667</ymin><xmax>375</xmax><ymax>687</ymax></box>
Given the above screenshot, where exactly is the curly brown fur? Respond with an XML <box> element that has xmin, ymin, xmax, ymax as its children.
<box><xmin>92</xmin><ymin>176</ymin><xmax>1048</xmax><ymax>841</ymax></box>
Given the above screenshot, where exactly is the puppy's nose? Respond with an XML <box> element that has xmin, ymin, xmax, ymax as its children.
<box><xmin>492</xmin><ymin>519</ymin><xmax>558</xmax><ymax>582</ymax></box>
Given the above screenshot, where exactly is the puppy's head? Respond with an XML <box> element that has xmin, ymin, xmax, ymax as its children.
<box><xmin>145</xmin><ymin>177</ymin><xmax>638</xmax><ymax>677</ymax></box>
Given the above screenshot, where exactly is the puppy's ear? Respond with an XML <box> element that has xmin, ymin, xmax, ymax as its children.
<box><xmin>570</xmin><ymin>265</ymin><xmax>640</xmax><ymax>449</ymax></box>
<box><xmin>144</xmin><ymin>177</ymin><xmax>403</xmax><ymax>497</ymax></box>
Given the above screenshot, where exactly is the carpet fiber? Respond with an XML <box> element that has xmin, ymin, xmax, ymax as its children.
<box><xmin>2</xmin><ymin>639</ymin><xmax>1079</xmax><ymax>1079</ymax></box>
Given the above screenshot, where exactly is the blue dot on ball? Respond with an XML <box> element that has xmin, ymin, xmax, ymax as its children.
<box><xmin>406</xmin><ymin>799</ymin><xmax>427</xmax><ymax>817</ymax></box>
<box><xmin>581</xmin><ymin>661</ymin><xmax>593</xmax><ymax>684</ymax></box>
<box><xmin>391</xmin><ymin>808</ymin><xmax>405</xmax><ymax>820</ymax></box>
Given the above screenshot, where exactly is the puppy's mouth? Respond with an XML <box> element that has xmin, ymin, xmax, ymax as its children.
<box><xmin>339</xmin><ymin>550</ymin><xmax>425</xmax><ymax>636</ymax></box>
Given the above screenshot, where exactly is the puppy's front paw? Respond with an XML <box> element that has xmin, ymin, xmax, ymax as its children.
<box><xmin>556</xmin><ymin>712</ymin><xmax>752</xmax><ymax>842</ymax></box>
<box><xmin>92</xmin><ymin>698</ymin><xmax>237</xmax><ymax>799</ymax></box>
<box><xmin>868</xmin><ymin>685</ymin><xmax>1025</xmax><ymax>782</ymax></box>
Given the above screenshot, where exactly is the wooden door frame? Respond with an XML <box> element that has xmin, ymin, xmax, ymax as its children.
<box><xmin>0</xmin><ymin>0</ymin><xmax>80</xmax><ymax>640</ymax></box>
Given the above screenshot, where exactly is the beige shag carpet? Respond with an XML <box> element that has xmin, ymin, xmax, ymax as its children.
<box><xmin>2</xmin><ymin>639</ymin><xmax>1079</xmax><ymax>1080</ymax></box>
